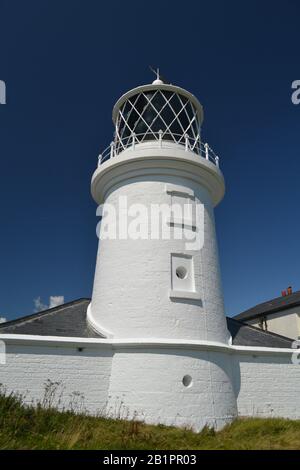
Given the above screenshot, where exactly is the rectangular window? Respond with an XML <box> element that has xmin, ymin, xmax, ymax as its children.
<box><xmin>169</xmin><ymin>253</ymin><xmax>201</xmax><ymax>300</ymax></box>
<box><xmin>165</xmin><ymin>184</ymin><xmax>196</xmax><ymax>230</ymax></box>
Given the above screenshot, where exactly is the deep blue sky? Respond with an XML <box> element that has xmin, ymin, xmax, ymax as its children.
<box><xmin>0</xmin><ymin>0</ymin><xmax>300</xmax><ymax>320</ymax></box>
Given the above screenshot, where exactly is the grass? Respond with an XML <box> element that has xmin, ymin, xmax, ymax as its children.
<box><xmin>0</xmin><ymin>385</ymin><xmax>300</xmax><ymax>449</ymax></box>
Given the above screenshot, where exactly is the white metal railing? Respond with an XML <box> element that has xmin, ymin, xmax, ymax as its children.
<box><xmin>97</xmin><ymin>132</ymin><xmax>220</xmax><ymax>168</ymax></box>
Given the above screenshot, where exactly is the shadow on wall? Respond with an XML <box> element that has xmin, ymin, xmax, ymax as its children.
<box><xmin>208</xmin><ymin>352</ymin><xmax>241</xmax><ymax>399</ymax></box>
<box><xmin>170</xmin><ymin>298</ymin><xmax>203</xmax><ymax>307</ymax></box>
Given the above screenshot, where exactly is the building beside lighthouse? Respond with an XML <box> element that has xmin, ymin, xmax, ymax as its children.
<box><xmin>1</xmin><ymin>77</ymin><xmax>300</xmax><ymax>431</ymax></box>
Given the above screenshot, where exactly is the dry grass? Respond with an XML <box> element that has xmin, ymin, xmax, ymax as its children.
<box><xmin>0</xmin><ymin>384</ymin><xmax>300</xmax><ymax>450</ymax></box>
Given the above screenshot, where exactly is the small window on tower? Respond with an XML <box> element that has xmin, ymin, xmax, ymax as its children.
<box><xmin>165</xmin><ymin>184</ymin><xmax>196</xmax><ymax>230</ymax></box>
<box><xmin>169</xmin><ymin>253</ymin><xmax>200</xmax><ymax>301</ymax></box>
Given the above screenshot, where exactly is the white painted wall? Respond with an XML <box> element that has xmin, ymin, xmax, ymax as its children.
<box><xmin>250</xmin><ymin>306</ymin><xmax>300</xmax><ymax>340</ymax></box>
<box><xmin>107</xmin><ymin>347</ymin><xmax>237</xmax><ymax>431</ymax></box>
<box><xmin>0</xmin><ymin>342</ymin><xmax>112</xmax><ymax>414</ymax></box>
<box><xmin>88</xmin><ymin>116</ymin><xmax>234</xmax><ymax>427</ymax></box>
<box><xmin>91</xmin><ymin>176</ymin><xmax>228</xmax><ymax>343</ymax></box>
<box><xmin>1</xmin><ymin>336</ymin><xmax>300</xmax><ymax>431</ymax></box>
<box><xmin>233</xmin><ymin>351</ymin><xmax>300</xmax><ymax>419</ymax></box>
<box><xmin>90</xmin><ymin>145</ymin><xmax>230</xmax><ymax>345</ymax></box>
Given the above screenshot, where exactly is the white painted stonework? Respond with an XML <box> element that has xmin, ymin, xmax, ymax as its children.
<box><xmin>1</xmin><ymin>80</ymin><xmax>300</xmax><ymax>432</ymax></box>
<box><xmin>0</xmin><ymin>335</ymin><xmax>300</xmax><ymax>431</ymax></box>
<box><xmin>234</xmin><ymin>351</ymin><xmax>300</xmax><ymax>419</ymax></box>
<box><xmin>89</xmin><ymin>146</ymin><xmax>228</xmax><ymax>343</ymax></box>
<box><xmin>85</xmin><ymin>81</ymin><xmax>238</xmax><ymax>429</ymax></box>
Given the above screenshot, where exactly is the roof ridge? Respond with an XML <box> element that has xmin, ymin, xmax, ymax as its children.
<box><xmin>234</xmin><ymin>289</ymin><xmax>300</xmax><ymax>320</ymax></box>
<box><xmin>0</xmin><ymin>298</ymin><xmax>91</xmax><ymax>328</ymax></box>
<box><xmin>247</xmin><ymin>289</ymin><xmax>300</xmax><ymax>309</ymax></box>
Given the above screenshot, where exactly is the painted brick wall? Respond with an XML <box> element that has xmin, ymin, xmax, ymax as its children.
<box><xmin>107</xmin><ymin>347</ymin><xmax>237</xmax><ymax>431</ymax></box>
<box><xmin>1</xmin><ymin>341</ymin><xmax>300</xmax><ymax>428</ymax></box>
<box><xmin>0</xmin><ymin>343</ymin><xmax>112</xmax><ymax>414</ymax></box>
<box><xmin>234</xmin><ymin>352</ymin><xmax>300</xmax><ymax>419</ymax></box>
<box><xmin>91</xmin><ymin>174</ymin><xmax>229</xmax><ymax>343</ymax></box>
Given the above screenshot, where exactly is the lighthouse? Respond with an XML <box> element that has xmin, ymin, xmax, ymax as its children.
<box><xmin>1</xmin><ymin>75</ymin><xmax>298</xmax><ymax>432</ymax></box>
<box><xmin>87</xmin><ymin>75</ymin><xmax>237</xmax><ymax>429</ymax></box>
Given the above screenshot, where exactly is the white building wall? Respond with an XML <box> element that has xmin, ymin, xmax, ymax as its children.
<box><xmin>1</xmin><ymin>338</ymin><xmax>300</xmax><ymax>429</ymax></box>
<box><xmin>234</xmin><ymin>351</ymin><xmax>300</xmax><ymax>419</ymax></box>
<box><xmin>250</xmin><ymin>307</ymin><xmax>300</xmax><ymax>340</ymax></box>
<box><xmin>0</xmin><ymin>342</ymin><xmax>112</xmax><ymax>414</ymax></box>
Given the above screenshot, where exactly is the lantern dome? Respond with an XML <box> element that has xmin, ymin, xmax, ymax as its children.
<box><xmin>112</xmin><ymin>82</ymin><xmax>204</xmax><ymax>155</ymax></box>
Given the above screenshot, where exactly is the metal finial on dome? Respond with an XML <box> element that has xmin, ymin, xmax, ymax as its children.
<box><xmin>149</xmin><ymin>65</ymin><xmax>164</xmax><ymax>84</ymax></box>
<box><xmin>152</xmin><ymin>78</ymin><xmax>164</xmax><ymax>85</ymax></box>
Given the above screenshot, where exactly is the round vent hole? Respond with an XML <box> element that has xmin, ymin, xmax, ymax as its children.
<box><xmin>176</xmin><ymin>266</ymin><xmax>187</xmax><ymax>279</ymax></box>
<box><xmin>182</xmin><ymin>375</ymin><xmax>193</xmax><ymax>388</ymax></box>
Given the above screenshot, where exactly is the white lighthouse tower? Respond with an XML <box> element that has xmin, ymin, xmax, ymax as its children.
<box><xmin>87</xmin><ymin>76</ymin><xmax>237</xmax><ymax>430</ymax></box>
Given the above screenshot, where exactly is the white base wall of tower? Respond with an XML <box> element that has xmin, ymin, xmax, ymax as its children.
<box><xmin>106</xmin><ymin>347</ymin><xmax>237</xmax><ymax>430</ymax></box>
<box><xmin>1</xmin><ymin>336</ymin><xmax>300</xmax><ymax>431</ymax></box>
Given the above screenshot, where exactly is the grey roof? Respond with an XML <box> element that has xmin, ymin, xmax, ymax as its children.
<box><xmin>0</xmin><ymin>299</ymin><xmax>101</xmax><ymax>338</ymax></box>
<box><xmin>234</xmin><ymin>290</ymin><xmax>300</xmax><ymax>322</ymax></box>
<box><xmin>226</xmin><ymin>317</ymin><xmax>293</xmax><ymax>348</ymax></box>
<box><xmin>0</xmin><ymin>298</ymin><xmax>293</xmax><ymax>348</ymax></box>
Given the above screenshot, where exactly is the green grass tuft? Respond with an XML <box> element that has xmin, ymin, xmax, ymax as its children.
<box><xmin>0</xmin><ymin>386</ymin><xmax>300</xmax><ymax>449</ymax></box>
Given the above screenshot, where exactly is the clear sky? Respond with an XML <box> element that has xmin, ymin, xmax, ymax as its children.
<box><xmin>0</xmin><ymin>0</ymin><xmax>300</xmax><ymax>321</ymax></box>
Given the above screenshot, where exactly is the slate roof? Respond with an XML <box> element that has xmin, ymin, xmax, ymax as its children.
<box><xmin>0</xmin><ymin>298</ymin><xmax>293</xmax><ymax>348</ymax></box>
<box><xmin>0</xmin><ymin>299</ymin><xmax>101</xmax><ymax>338</ymax></box>
<box><xmin>234</xmin><ymin>290</ymin><xmax>300</xmax><ymax>322</ymax></box>
<box><xmin>226</xmin><ymin>317</ymin><xmax>292</xmax><ymax>348</ymax></box>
